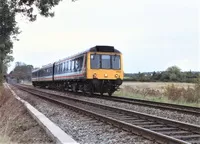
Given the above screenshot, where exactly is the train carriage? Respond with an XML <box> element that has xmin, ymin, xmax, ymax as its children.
<box><xmin>32</xmin><ymin>64</ymin><xmax>53</xmax><ymax>87</ymax></box>
<box><xmin>32</xmin><ymin>45</ymin><xmax>124</xmax><ymax>96</ymax></box>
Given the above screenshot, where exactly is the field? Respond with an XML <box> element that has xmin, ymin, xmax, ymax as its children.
<box><xmin>120</xmin><ymin>82</ymin><xmax>195</xmax><ymax>91</ymax></box>
<box><xmin>115</xmin><ymin>82</ymin><xmax>200</xmax><ymax>107</ymax></box>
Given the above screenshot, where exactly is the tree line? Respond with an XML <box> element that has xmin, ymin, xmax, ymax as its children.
<box><xmin>7</xmin><ymin>62</ymin><xmax>33</xmax><ymax>83</ymax></box>
<box><xmin>124</xmin><ymin>66</ymin><xmax>200</xmax><ymax>83</ymax></box>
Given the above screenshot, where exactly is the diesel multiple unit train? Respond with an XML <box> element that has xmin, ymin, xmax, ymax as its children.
<box><xmin>32</xmin><ymin>45</ymin><xmax>124</xmax><ymax>96</ymax></box>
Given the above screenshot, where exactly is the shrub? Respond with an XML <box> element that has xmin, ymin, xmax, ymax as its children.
<box><xmin>164</xmin><ymin>84</ymin><xmax>184</xmax><ymax>101</ymax></box>
<box><xmin>123</xmin><ymin>86</ymin><xmax>161</xmax><ymax>97</ymax></box>
<box><xmin>193</xmin><ymin>79</ymin><xmax>200</xmax><ymax>101</ymax></box>
<box><xmin>164</xmin><ymin>80</ymin><xmax>200</xmax><ymax>103</ymax></box>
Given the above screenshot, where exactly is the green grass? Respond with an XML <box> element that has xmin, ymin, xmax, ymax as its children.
<box><xmin>114</xmin><ymin>87</ymin><xmax>200</xmax><ymax>107</ymax></box>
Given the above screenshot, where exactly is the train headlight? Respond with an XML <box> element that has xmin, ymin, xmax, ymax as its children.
<box><xmin>104</xmin><ymin>74</ymin><xmax>108</xmax><ymax>77</ymax></box>
<box><xmin>115</xmin><ymin>74</ymin><xmax>119</xmax><ymax>78</ymax></box>
<box><xmin>93</xmin><ymin>73</ymin><xmax>97</xmax><ymax>78</ymax></box>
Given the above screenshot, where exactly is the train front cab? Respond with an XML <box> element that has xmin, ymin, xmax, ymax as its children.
<box><xmin>86</xmin><ymin>50</ymin><xmax>124</xmax><ymax>96</ymax></box>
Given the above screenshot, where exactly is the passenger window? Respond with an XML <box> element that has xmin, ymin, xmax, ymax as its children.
<box><xmin>66</xmin><ymin>61</ymin><xmax>69</xmax><ymax>72</ymax></box>
<box><xmin>46</xmin><ymin>68</ymin><xmax>49</xmax><ymax>76</ymax></box>
<box><xmin>74</xmin><ymin>59</ymin><xmax>78</xmax><ymax>72</ymax></box>
<box><xmin>59</xmin><ymin>64</ymin><xmax>61</xmax><ymax>73</ymax></box>
<box><xmin>57</xmin><ymin>65</ymin><xmax>59</xmax><ymax>74</ymax></box>
<box><xmin>58</xmin><ymin>64</ymin><xmax>60</xmax><ymax>74</ymax></box>
<box><xmin>65</xmin><ymin>62</ymin><xmax>67</xmax><ymax>72</ymax></box>
<box><xmin>75</xmin><ymin>57</ymin><xmax>83</xmax><ymax>72</ymax></box>
<box><xmin>69</xmin><ymin>61</ymin><xmax>71</xmax><ymax>72</ymax></box>
<box><xmin>71</xmin><ymin>60</ymin><xmax>74</xmax><ymax>72</ymax></box>
<box><xmin>62</xmin><ymin>63</ymin><xmax>65</xmax><ymax>72</ymax></box>
<box><xmin>79</xmin><ymin>56</ymin><xmax>84</xmax><ymax>71</ymax></box>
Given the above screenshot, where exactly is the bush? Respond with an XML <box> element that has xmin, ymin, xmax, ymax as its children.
<box><xmin>123</xmin><ymin>86</ymin><xmax>161</xmax><ymax>97</ymax></box>
<box><xmin>164</xmin><ymin>81</ymin><xmax>200</xmax><ymax>103</ymax></box>
<box><xmin>164</xmin><ymin>84</ymin><xmax>184</xmax><ymax>101</ymax></box>
<box><xmin>193</xmin><ymin>79</ymin><xmax>200</xmax><ymax>101</ymax></box>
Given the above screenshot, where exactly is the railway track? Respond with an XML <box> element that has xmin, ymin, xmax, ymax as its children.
<box><xmin>22</xmin><ymin>84</ymin><xmax>200</xmax><ymax>116</ymax></box>
<box><xmin>91</xmin><ymin>94</ymin><xmax>200</xmax><ymax>116</ymax></box>
<box><xmin>14</xmin><ymin>84</ymin><xmax>200</xmax><ymax>144</ymax></box>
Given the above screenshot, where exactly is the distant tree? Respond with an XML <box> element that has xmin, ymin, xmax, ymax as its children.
<box><xmin>155</xmin><ymin>72</ymin><xmax>162</xmax><ymax>81</ymax></box>
<box><xmin>165</xmin><ymin>66</ymin><xmax>182</xmax><ymax>81</ymax></box>
<box><xmin>11</xmin><ymin>62</ymin><xmax>33</xmax><ymax>82</ymax></box>
<box><xmin>169</xmin><ymin>73</ymin><xmax>177</xmax><ymax>81</ymax></box>
<box><xmin>124</xmin><ymin>69</ymin><xmax>200</xmax><ymax>83</ymax></box>
<box><xmin>166</xmin><ymin>66</ymin><xmax>181</xmax><ymax>74</ymax></box>
<box><xmin>180</xmin><ymin>72</ymin><xmax>187</xmax><ymax>82</ymax></box>
<box><xmin>160</xmin><ymin>71</ymin><xmax>170</xmax><ymax>82</ymax></box>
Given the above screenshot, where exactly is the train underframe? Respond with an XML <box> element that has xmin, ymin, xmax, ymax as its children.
<box><xmin>32</xmin><ymin>78</ymin><xmax>123</xmax><ymax>96</ymax></box>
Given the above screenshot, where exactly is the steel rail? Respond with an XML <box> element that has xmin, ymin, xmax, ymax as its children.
<box><xmin>91</xmin><ymin>94</ymin><xmax>200</xmax><ymax>116</ymax></box>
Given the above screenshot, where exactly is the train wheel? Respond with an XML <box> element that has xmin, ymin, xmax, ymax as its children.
<box><xmin>65</xmin><ymin>84</ymin><xmax>69</xmax><ymax>91</ymax></box>
<box><xmin>72</xmin><ymin>84</ymin><xmax>78</xmax><ymax>93</ymax></box>
<box><xmin>108</xmin><ymin>89</ymin><xmax>115</xmax><ymax>96</ymax></box>
<box><xmin>82</xmin><ymin>89</ymin><xmax>86</xmax><ymax>95</ymax></box>
<box><xmin>108</xmin><ymin>91</ymin><xmax>112</xmax><ymax>96</ymax></box>
<box><xmin>100</xmin><ymin>89</ymin><xmax>104</xmax><ymax>96</ymax></box>
<box><xmin>107</xmin><ymin>84</ymin><xmax>116</xmax><ymax>96</ymax></box>
<box><xmin>89</xmin><ymin>90</ymin><xmax>93</xmax><ymax>96</ymax></box>
<box><xmin>82</xmin><ymin>84</ymin><xmax>86</xmax><ymax>95</ymax></box>
<box><xmin>62</xmin><ymin>85</ymin><xmax>65</xmax><ymax>92</ymax></box>
<box><xmin>89</xmin><ymin>84</ymin><xmax>94</xmax><ymax>96</ymax></box>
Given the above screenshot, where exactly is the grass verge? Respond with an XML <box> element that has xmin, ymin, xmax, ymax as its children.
<box><xmin>0</xmin><ymin>86</ymin><xmax>11</xmax><ymax>144</ymax></box>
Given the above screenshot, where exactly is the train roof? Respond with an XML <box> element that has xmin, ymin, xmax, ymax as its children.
<box><xmin>32</xmin><ymin>45</ymin><xmax>121</xmax><ymax>71</ymax></box>
<box><xmin>55</xmin><ymin>45</ymin><xmax>121</xmax><ymax>64</ymax></box>
<box><xmin>42</xmin><ymin>63</ymin><xmax>54</xmax><ymax>68</ymax></box>
<box><xmin>32</xmin><ymin>68</ymin><xmax>40</xmax><ymax>73</ymax></box>
<box><xmin>88</xmin><ymin>45</ymin><xmax>121</xmax><ymax>53</ymax></box>
<box><xmin>32</xmin><ymin>63</ymin><xmax>53</xmax><ymax>73</ymax></box>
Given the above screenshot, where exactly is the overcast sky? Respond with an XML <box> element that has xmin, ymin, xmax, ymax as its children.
<box><xmin>9</xmin><ymin>0</ymin><xmax>200</xmax><ymax>73</ymax></box>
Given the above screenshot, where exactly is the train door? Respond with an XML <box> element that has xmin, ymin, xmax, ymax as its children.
<box><xmin>83</xmin><ymin>54</ymin><xmax>87</xmax><ymax>76</ymax></box>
